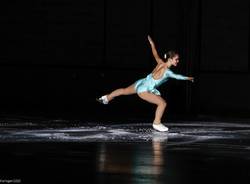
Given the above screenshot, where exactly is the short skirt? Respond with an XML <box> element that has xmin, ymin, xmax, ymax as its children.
<box><xmin>134</xmin><ymin>75</ymin><xmax>161</xmax><ymax>96</ymax></box>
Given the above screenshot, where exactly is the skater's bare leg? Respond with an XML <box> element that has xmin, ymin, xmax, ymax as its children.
<box><xmin>138</xmin><ymin>92</ymin><xmax>167</xmax><ymax>124</ymax></box>
<box><xmin>138</xmin><ymin>92</ymin><xmax>168</xmax><ymax>131</ymax></box>
<box><xmin>105</xmin><ymin>84</ymin><xmax>136</xmax><ymax>102</ymax></box>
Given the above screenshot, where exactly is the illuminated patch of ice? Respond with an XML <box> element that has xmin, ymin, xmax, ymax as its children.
<box><xmin>108</xmin><ymin>129</ymin><xmax>136</xmax><ymax>135</ymax></box>
<box><xmin>0</xmin><ymin>121</ymin><xmax>250</xmax><ymax>145</ymax></box>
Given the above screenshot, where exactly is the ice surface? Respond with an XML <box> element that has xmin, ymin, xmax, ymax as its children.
<box><xmin>0</xmin><ymin>121</ymin><xmax>250</xmax><ymax>148</ymax></box>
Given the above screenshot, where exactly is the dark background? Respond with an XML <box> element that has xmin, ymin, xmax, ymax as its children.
<box><xmin>0</xmin><ymin>0</ymin><xmax>249</xmax><ymax>121</ymax></box>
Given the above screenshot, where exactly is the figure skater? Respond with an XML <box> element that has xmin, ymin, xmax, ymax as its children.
<box><xmin>97</xmin><ymin>35</ymin><xmax>194</xmax><ymax>132</ymax></box>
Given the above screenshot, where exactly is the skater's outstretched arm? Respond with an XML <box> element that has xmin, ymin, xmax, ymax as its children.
<box><xmin>148</xmin><ymin>35</ymin><xmax>164</xmax><ymax>65</ymax></box>
<box><xmin>167</xmin><ymin>70</ymin><xmax>194</xmax><ymax>82</ymax></box>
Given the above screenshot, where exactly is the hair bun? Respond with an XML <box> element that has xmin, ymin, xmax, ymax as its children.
<box><xmin>165</xmin><ymin>50</ymin><xmax>178</xmax><ymax>60</ymax></box>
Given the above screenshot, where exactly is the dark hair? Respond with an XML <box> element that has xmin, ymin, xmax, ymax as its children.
<box><xmin>164</xmin><ymin>50</ymin><xmax>179</xmax><ymax>60</ymax></box>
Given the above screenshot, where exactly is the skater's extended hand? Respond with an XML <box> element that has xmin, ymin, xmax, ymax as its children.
<box><xmin>147</xmin><ymin>35</ymin><xmax>154</xmax><ymax>45</ymax></box>
<box><xmin>188</xmin><ymin>77</ymin><xmax>194</xmax><ymax>83</ymax></box>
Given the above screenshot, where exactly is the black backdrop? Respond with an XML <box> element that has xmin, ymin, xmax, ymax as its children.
<box><xmin>1</xmin><ymin>0</ymin><xmax>249</xmax><ymax>121</ymax></box>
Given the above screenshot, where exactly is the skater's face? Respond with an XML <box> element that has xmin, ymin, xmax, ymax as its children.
<box><xmin>171</xmin><ymin>55</ymin><xmax>179</xmax><ymax>67</ymax></box>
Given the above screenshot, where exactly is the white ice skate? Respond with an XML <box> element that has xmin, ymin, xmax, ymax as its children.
<box><xmin>96</xmin><ymin>95</ymin><xmax>109</xmax><ymax>105</ymax></box>
<box><xmin>153</xmin><ymin>123</ymin><xmax>169</xmax><ymax>132</ymax></box>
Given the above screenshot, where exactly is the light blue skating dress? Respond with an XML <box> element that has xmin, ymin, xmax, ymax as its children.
<box><xmin>134</xmin><ymin>69</ymin><xmax>188</xmax><ymax>96</ymax></box>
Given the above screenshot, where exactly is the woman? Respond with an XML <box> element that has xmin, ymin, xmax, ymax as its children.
<box><xmin>97</xmin><ymin>35</ymin><xmax>194</xmax><ymax>132</ymax></box>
